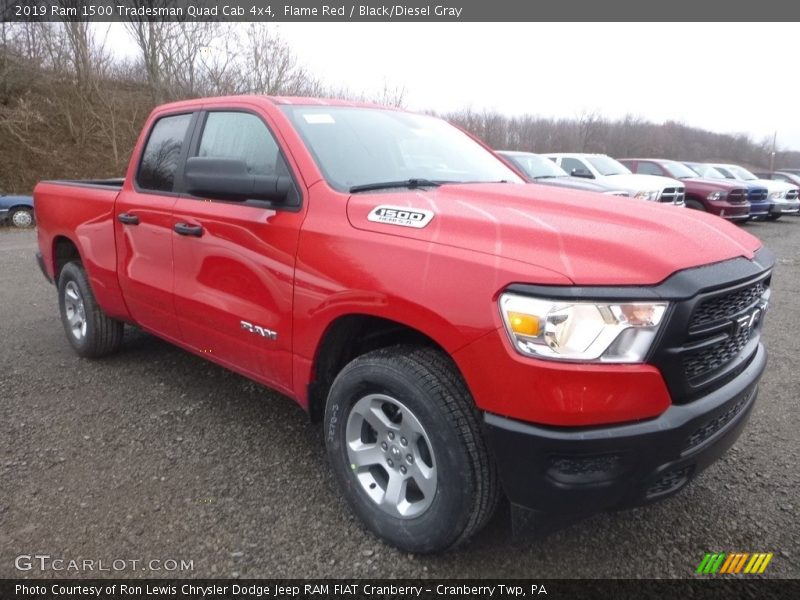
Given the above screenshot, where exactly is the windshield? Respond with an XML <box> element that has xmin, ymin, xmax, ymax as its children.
<box><xmin>504</xmin><ymin>153</ymin><xmax>567</xmax><ymax>179</ymax></box>
<box><xmin>728</xmin><ymin>165</ymin><xmax>758</xmax><ymax>181</ymax></box>
<box><xmin>585</xmin><ymin>155</ymin><xmax>631</xmax><ymax>176</ymax></box>
<box><xmin>663</xmin><ymin>161</ymin><xmax>700</xmax><ymax>179</ymax></box>
<box><xmin>686</xmin><ymin>163</ymin><xmax>725</xmax><ymax>179</ymax></box>
<box><xmin>280</xmin><ymin>106</ymin><xmax>521</xmax><ymax>191</ymax></box>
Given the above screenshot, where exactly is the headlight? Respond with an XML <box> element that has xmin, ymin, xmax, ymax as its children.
<box><xmin>499</xmin><ymin>293</ymin><xmax>668</xmax><ymax>363</ymax></box>
<box><xmin>633</xmin><ymin>190</ymin><xmax>659</xmax><ymax>201</ymax></box>
<box><xmin>706</xmin><ymin>191</ymin><xmax>725</xmax><ymax>201</ymax></box>
<box><xmin>769</xmin><ymin>190</ymin><xmax>785</xmax><ymax>200</ymax></box>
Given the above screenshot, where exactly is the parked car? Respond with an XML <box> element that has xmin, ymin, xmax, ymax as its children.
<box><xmin>34</xmin><ymin>96</ymin><xmax>773</xmax><ymax>553</ymax></box>
<box><xmin>709</xmin><ymin>163</ymin><xmax>799</xmax><ymax>221</ymax></box>
<box><xmin>497</xmin><ymin>151</ymin><xmax>629</xmax><ymax>196</ymax></box>
<box><xmin>753</xmin><ymin>170</ymin><xmax>800</xmax><ymax>189</ymax></box>
<box><xmin>683</xmin><ymin>162</ymin><xmax>770</xmax><ymax>220</ymax></box>
<box><xmin>619</xmin><ymin>158</ymin><xmax>749</xmax><ymax>222</ymax></box>
<box><xmin>544</xmin><ymin>153</ymin><xmax>685</xmax><ymax>205</ymax></box>
<box><xmin>775</xmin><ymin>168</ymin><xmax>800</xmax><ymax>176</ymax></box>
<box><xmin>0</xmin><ymin>193</ymin><xmax>35</xmax><ymax>228</ymax></box>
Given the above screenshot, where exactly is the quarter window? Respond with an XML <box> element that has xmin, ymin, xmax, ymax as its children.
<box><xmin>138</xmin><ymin>113</ymin><xmax>193</xmax><ymax>192</ymax></box>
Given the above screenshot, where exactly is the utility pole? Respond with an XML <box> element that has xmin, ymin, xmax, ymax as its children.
<box><xmin>769</xmin><ymin>131</ymin><xmax>777</xmax><ymax>172</ymax></box>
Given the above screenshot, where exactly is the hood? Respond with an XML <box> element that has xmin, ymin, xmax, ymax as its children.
<box><xmin>603</xmin><ymin>173</ymin><xmax>683</xmax><ymax>192</ymax></box>
<box><xmin>347</xmin><ymin>183</ymin><xmax>761</xmax><ymax>286</ymax></box>
<box><xmin>679</xmin><ymin>177</ymin><xmax>746</xmax><ymax>192</ymax></box>
<box><xmin>748</xmin><ymin>178</ymin><xmax>796</xmax><ymax>193</ymax></box>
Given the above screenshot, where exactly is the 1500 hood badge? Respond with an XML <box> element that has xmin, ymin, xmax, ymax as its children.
<box><xmin>367</xmin><ymin>205</ymin><xmax>434</xmax><ymax>229</ymax></box>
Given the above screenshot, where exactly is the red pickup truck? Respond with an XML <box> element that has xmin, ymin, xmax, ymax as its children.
<box><xmin>34</xmin><ymin>96</ymin><xmax>773</xmax><ymax>553</ymax></box>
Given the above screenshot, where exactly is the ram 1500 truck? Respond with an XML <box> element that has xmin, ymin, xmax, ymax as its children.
<box><xmin>34</xmin><ymin>96</ymin><xmax>773</xmax><ymax>553</ymax></box>
<box><xmin>619</xmin><ymin>158</ymin><xmax>750</xmax><ymax>221</ymax></box>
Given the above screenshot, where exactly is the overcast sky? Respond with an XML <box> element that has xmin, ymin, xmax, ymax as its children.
<box><xmin>106</xmin><ymin>22</ymin><xmax>800</xmax><ymax>151</ymax></box>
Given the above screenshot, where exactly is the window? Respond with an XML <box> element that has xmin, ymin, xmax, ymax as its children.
<box><xmin>560</xmin><ymin>157</ymin><xmax>591</xmax><ymax>177</ymax></box>
<box><xmin>138</xmin><ymin>113</ymin><xmax>193</xmax><ymax>192</ymax></box>
<box><xmin>636</xmin><ymin>162</ymin><xmax>664</xmax><ymax>176</ymax></box>
<box><xmin>197</xmin><ymin>112</ymin><xmax>289</xmax><ymax>177</ymax></box>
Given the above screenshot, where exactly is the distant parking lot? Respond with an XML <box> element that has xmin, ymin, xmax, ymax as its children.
<box><xmin>0</xmin><ymin>220</ymin><xmax>798</xmax><ymax>578</ymax></box>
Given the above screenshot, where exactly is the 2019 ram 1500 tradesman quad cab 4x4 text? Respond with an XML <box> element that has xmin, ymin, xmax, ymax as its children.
<box><xmin>34</xmin><ymin>96</ymin><xmax>773</xmax><ymax>553</ymax></box>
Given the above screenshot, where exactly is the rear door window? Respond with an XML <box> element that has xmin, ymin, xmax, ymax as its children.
<box><xmin>137</xmin><ymin>113</ymin><xmax>193</xmax><ymax>193</ymax></box>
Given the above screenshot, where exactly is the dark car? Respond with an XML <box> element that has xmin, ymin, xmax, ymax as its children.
<box><xmin>497</xmin><ymin>151</ymin><xmax>629</xmax><ymax>196</ymax></box>
<box><xmin>683</xmin><ymin>162</ymin><xmax>771</xmax><ymax>220</ymax></box>
<box><xmin>0</xmin><ymin>193</ymin><xmax>35</xmax><ymax>228</ymax></box>
<box><xmin>620</xmin><ymin>159</ymin><xmax>749</xmax><ymax>222</ymax></box>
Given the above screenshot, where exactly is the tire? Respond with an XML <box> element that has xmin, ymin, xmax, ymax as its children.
<box><xmin>324</xmin><ymin>345</ymin><xmax>500</xmax><ymax>553</ymax></box>
<box><xmin>10</xmin><ymin>207</ymin><xmax>34</xmax><ymax>228</ymax></box>
<box><xmin>57</xmin><ymin>261</ymin><xmax>124</xmax><ymax>358</ymax></box>
<box><xmin>685</xmin><ymin>199</ymin><xmax>705</xmax><ymax>211</ymax></box>
<box><xmin>766</xmin><ymin>213</ymin><xmax>782</xmax><ymax>221</ymax></box>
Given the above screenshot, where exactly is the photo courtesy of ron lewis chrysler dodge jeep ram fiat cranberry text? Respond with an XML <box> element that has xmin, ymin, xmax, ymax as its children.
<box><xmin>34</xmin><ymin>96</ymin><xmax>773</xmax><ymax>553</ymax></box>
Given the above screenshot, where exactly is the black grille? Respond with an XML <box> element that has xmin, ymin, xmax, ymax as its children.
<box><xmin>787</xmin><ymin>189</ymin><xmax>799</xmax><ymax>200</ymax></box>
<box><xmin>660</xmin><ymin>187</ymin><xmax>685</xmax><ymax>204</ymax></box>
<box><xmin>748</xmin><ymin>189</ymin><xmax>768</xmax><ymax>201</ymax></box>
<box><xmin>684</xmin><ymin>328</ymin><xmax>751</xmax><ymax>381</ymax></box>
<box><xmin>685</xmin><ymin>391</ymin><xmax>751</xmax><ymax>451</ymax></box>
<box><xmin>728</xmin><ymin>189</ymin><xmax>748</xmax><ymax>204</ymax></box>
<box><xmin>690</xmin><ymin>280</ymin><xmax>767</xmax><ymax>330</ymax></box>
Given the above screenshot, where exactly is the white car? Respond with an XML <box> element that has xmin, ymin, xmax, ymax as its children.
<box><xmin>544</xmin><ymin>153</ymin><xmax>685</xmax><ymax>205</ymax></box>
<box><xmin>709</xmin><ymin>163</ymin><xmax>800</xmax><ymax>221</ymax></box>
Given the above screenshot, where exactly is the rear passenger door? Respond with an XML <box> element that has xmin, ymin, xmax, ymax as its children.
<box><xmin>115</xmin><ymin>112</ymin><xmax>196</xmax><ymax>341</ymax></box>
<box><xmin>171</xmin><ymin>109</ymin><xmax>304</xmax><ymax>393</ymax></box>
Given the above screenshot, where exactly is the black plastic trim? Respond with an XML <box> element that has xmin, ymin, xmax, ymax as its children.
<box><xmin>484</xmin><ymin>344</ymin><xmax>766</xmax><ymax>515</ymax></box>
<box><xmin>506</xmin><ymin>246</ymin><xmax>775</xmax><ymax>301</ymax></box>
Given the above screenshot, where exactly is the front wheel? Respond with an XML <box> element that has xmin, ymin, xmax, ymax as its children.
<box><xmin>58</xmin><ymin>261</ymin><xmax>124</xmax><ymax>358</ymax></box>
<box><xmin>766</xmin><ymin>213</ymin><xmax>782</xmax><ymax>221</ymax></box>
<box><xmin>10</xmin><ymin>208</ymin><xmax>34</xmax><ymax>228</ymax></box>
<box><xmin>324</xmin><ymin>345</ymin><xmax>500</xmax><ymax>553</ymax></box>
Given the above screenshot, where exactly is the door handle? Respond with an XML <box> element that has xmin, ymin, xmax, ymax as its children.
<box><xmin>174</xmin><ymin>222</ymin><xmax>204</xmax><ymax>237</ymax></box>
<box><xmin>117</xmin><ymin>213</ymin><xmax>139</xmax><ymax>225</ymax></box>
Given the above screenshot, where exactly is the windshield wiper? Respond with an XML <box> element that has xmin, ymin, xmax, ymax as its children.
<box><xmin>349</xmin><ymin>178</ymin><xmax>442</xmax><ymax>193</ymax></box>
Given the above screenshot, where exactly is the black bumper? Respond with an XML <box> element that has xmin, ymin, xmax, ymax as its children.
<box><xmin>485</xmin><ymin>344</ymin><xmax>766</xmax><ymax>515</ymax></box>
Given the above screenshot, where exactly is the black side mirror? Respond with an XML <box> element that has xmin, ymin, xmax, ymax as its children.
<box><xmin>185</xmin><ymin>157</ymin><xmax>292</xmax><ymax>204</ymax></box>
<box><xmin>571</xmin><ymin>168</ymin><xmax>593</xmax><ymax>179</ymax></box>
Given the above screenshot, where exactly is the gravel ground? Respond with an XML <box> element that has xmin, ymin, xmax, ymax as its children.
<box><xmin>0</xmin><ymin>220</ymin><xmax>798</xmax><ymax>579</ymax></box>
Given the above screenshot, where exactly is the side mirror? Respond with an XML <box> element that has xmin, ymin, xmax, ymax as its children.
<box><xmin>571</xmin><ymin>168</ymin><xmax>594</xmax><ymax>179</ymax></box>
<box><xmin>185</xmin><ymin>157</ymin><xmax>292</xmax><ymax>203</ymax></box>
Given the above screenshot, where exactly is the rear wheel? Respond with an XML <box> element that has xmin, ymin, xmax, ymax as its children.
<box><xmin>324</xmin><ymin>345</ymin><xmax>500</xmax><ymax>553</ymax></box>
<box><xmin>58</xmin><ymin>261</ymin><xmax>124</xmax><ymax>358</ymax></box>
<box><xmin>10</xmin><ymin>207</ymin><xmax>34</xmax><ymax>228</ymax></box>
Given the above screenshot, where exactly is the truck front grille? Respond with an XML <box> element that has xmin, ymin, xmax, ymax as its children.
<box><xmin>748</xmin><ymin>188</ymin><xmax>768</xmax><ymax>202</ymax></box>
<box><xmin>690</xmin><ymin>280</ymin><xmax>767</xmax><ymax>330</ymax></box>
<box><xmin>649</xmin><ymin>266</ymin><xmax>771</xmax><ymax>405</ymax></box>
<box><xmin>727</xmin><ymin>189</ymin><xmax>748</xmax><ymax>204</ymax></box>
<box><xmin>660</xmin><ymin>187</ymin><xmax>686</xmax><ymax>205</ymax></box>
<box><xmin>787</xmin><ymin>189</ymin><xmax>799</xmax><ymax>200</ymax></box>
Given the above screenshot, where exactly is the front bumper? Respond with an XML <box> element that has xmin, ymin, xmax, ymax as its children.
<box><xmin>769</xmin><ymin>200</ymin><xmax>800</xmax><ymax>215</ymax></box>
<box><xmin>485</xmin><ymin>343</ymin><xmax>766</xmax><ymax>515</ymax></box>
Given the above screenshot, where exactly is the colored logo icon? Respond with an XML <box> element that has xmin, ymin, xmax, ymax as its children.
<box><xmin>696</xmin><ymin>552</ymin><xmax>773</xmax><ymax>574</ymax></box>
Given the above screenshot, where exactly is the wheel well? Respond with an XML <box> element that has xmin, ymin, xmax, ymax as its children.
<box><xmin>307</xmin><ymin>315</ymin><xmax>446</xmax><ymax>422</ymax></box>
<box><xmin>8</xmin><ymin>204</ymin><xmax>33</xmax><ymax>213</ymax></box>
<box><xmin>53</xmin><ymin>236</ymin><xmax>81</xmax><ymax>281</ymax></box>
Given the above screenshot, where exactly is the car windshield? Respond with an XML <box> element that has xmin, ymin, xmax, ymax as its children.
<box><xmin>504</xmin><ymin>153</ymin><xmax>568</xmax><ymax>179</ymax></box>
<box><xmin>686</xmin><ymin>164</ymin><xmax>725</xmax><ymax>179</ymax></box>
<box><xmin>280</xmin><ymin>106</ymin><xmax>522</xmax><ymax>192</ymax></box>
<box><xmin>663</xmin><ymin>161</ymin><xmax>700</xmax><ymax>179</ymax></box>
<box><xmin>585</xmin><ymin>155</ymin><xmax>631</xmax><ymax>176</ymax></box>
<box><xmin>728</xmin><ymin>165</ymin><xmax>758</xmax><ymax>181</ymax></box>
